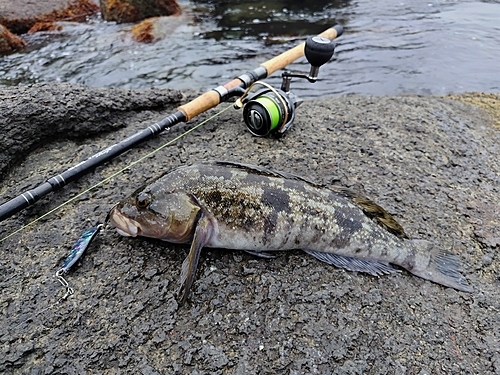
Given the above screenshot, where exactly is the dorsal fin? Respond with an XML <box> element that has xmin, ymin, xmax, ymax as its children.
<box><xmin>328</xmin><ymin>186</ymin><xmax>408</xmax><ymax>239</ymax></box>
<box><xmin>204</xmin><ymin>160</ymin><xmax>317</xmax><ymax>183</ymax></box>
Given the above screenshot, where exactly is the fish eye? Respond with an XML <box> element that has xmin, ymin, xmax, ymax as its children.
<box><xmin>136</xmin><ymin>193</ymin><xmax>150</xmax><ymax>208</ymax></box>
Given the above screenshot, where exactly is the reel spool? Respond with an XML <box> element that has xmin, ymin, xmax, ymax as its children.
<box><xmin>235</xmin><ymin>35</ymin><xmax>336</xmax><ymax>137</ymax></box>
<box><xmin>239</xmin><ymin>82</ymin><xmax>297</xmax><ymax>137</ymax></box>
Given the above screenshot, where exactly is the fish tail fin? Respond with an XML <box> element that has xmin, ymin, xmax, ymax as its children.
<box><xmin>407</xmin><ymin>240</ymin><xmax>473</xmax><ymax>292</ymax></box>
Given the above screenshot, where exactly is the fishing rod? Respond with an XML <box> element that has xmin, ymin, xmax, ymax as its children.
<box><xmin>0</xmin><ymin>24</ymin><xmax>343</xmax><ymax>222</ymax></box>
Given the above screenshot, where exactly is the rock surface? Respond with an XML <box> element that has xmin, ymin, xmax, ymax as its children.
<box><xmin>0</xmin><ymin>83</ymin><xmax>499</xmax><ymax>374</ymax></box>
<box><xmin>0</xmin><ymin>24</ymin><xmax>25</xmax><ymax>52</ymax></box>
<box><xmin>131</xmin><ymin>14</ymin><xmax>187</xmax><ymax>43</ymax></box>
<box><xmin>0</xmin><ymin>0</ymin><xmax>79</xmax><ymax>20</ymax></box>
<box><xmin>0</xmin><ymin>0</ymin><xmax>99</xmax><ymax>35</ymax></box>
<box><xmin>0</xmin><ymin>83</ymin><xmax>185</xmax><ymax>179</ymax></box>
<box><xmin>100</xmin><ymin>0</ymin><xmax>181</xmax><ymax>24</ymax></box>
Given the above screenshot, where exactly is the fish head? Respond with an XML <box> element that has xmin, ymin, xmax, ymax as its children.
<box><xmin>109</xmin><ymin>186</ymin><xmax>201</xmax><ymax>243</ymax></box>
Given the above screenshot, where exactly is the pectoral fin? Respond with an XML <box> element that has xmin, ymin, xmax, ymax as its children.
<box><xmin>178</xmin><ymin>213</ymin><xmax>213</xmax><ymax>304</ymax></box>
<box><xmin>303</xmin><ymin>249</ymin><xmax>399</xmax><ymax>276</ymax></box>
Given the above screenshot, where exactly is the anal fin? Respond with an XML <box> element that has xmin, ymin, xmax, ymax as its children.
<box><xmin>303</xmin><ymin>249</ymin><xmax>400</xmax><ymax>276</ymax></box>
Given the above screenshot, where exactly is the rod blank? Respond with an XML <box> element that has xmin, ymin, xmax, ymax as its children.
<box><xmin>0</xmin><ymin>25</ymin><xmax>343</xmax><ymax>222</ymax></box>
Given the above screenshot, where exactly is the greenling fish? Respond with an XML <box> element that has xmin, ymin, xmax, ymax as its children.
<box><xmin>109</xmin><ymin>161</ymin><xmax>472</xmax><ymax>303</ymax></box>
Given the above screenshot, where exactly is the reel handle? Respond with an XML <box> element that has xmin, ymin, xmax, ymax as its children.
<box><xmin>304</xmin><ymin>36</ymin><xmax>336</xmax><ymax>67</ymax></box>
<box><xmin>304</xmin><ymin>36</ymin><xmax>336</xmax><ymax>80</ymax></box>
<box><xmin>260</xmin><ymin>25</ymin><xmax>342</xmax><ymax>76</ymax></box>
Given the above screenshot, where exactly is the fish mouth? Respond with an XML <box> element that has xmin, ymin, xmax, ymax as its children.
<box><xmin>109</xmin><ymin>208</ymin><xmax>142</xmax><ymax>237</ymax></box>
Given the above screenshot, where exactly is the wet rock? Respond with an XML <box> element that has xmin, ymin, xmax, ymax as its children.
<box><xmin>131</xmin><ymin>17</ymin><xmax>157</xmax><ymax>43</ymax></box>
<box><xmin>448</xmin><ymin>92</ymin><xmax>500</xmax><ymax>129</ymax></box>
<box><xmin>27</xmin><ymin>22</ymin><xmax>63</xmax><ymax>34</ymax></box>
<box><xmin>0</xmin><ymin>82</ymin><xmax>184</xmax><ymax>180</ymax></box>
<box><xmin>0</xmin><ymin>24</ymin><xmax>25</xmax><ymax>52</ymax></box>
<box><xmin>100</xmin><ymin>0</ymin><xmax>182</xmax><ymax>24</ymax></box>
<box><xmin>131</xmin><ymin>14</ymin><xmax>187</xmax><ymax>43</ymax></box>
<box><xmin>0</xmin><ymin>0</ymin><xmax>99</xmax><ymax>35</ymax></box>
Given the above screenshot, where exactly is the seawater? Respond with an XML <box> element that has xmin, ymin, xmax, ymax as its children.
<box><xmin>0</xmin><ymin>0</ymin><xmax>499</xmax><ymax>99</ymax></box>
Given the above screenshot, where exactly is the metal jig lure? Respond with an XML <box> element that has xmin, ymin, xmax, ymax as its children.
<box><xmin>55</xmin><ymin>224</ymin><xmax>103</xmax><ymax>300</ymax></box>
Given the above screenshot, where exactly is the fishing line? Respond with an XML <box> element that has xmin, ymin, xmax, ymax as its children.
<box><xmin>0</xmin><ymin>25</ymin><xmax>343</xmax><ymax>224</ymax></box>
<box><xmin>0</xmin><ymin>103</ymin><xmax>233</xmax><ymax>243</ymax></box>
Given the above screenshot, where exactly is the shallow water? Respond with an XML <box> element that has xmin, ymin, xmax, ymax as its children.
<box><xmin>0</xmin><ymin>0</ymin><xmax>499</xmax><ymax>99</ymax></box>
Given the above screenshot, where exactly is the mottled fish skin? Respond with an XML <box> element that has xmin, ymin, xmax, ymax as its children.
<box><xmin>109</xmin><ymin>161</ymin><xmax>472</xmax><ymax>303</ymax></box>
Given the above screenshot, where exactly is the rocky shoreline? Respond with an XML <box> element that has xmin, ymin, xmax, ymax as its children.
<box><xmin>1</xmin><ymin>83</ymin><xmax>499</xmax><ymax>374</ymax></box>
<box><xmin>0</xmin><ymin>0</ymin><xmax>181</xmax><ymax>51</ymax></box>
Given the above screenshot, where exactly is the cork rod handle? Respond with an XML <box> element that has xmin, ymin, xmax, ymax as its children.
<box><xmin>261</xmin><ymin>25</ymin><xmax>342</xmax><ymax>76</ymax></box>
<box><xmin>178</xmin><ymin>25</ymin><xmax>343</xmax><ymax>121</ymax></box>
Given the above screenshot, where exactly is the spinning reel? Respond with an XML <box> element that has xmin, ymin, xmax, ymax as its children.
<box><xmin>235</xmin><ymin>36</ymin><xmax>336</xmax><ymax>137</ymax></box>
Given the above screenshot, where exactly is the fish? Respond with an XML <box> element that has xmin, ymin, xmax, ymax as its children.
<box><xmin>108</xmin><ymin>160</ymin><xmax>472</xmax><ymax>303</ymax></box>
